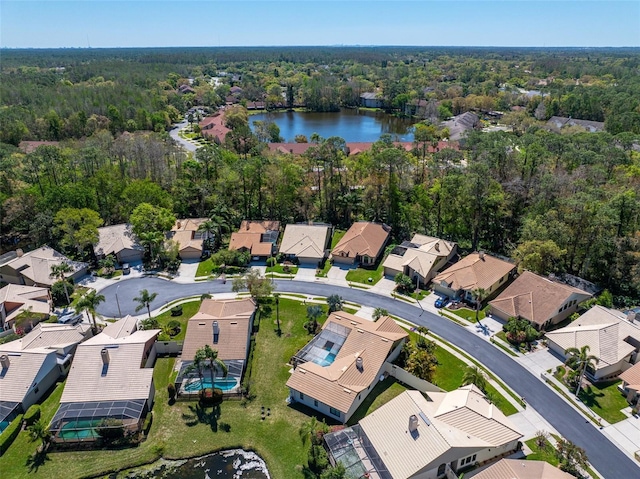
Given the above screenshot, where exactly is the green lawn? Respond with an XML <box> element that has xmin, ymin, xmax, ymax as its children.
<box><xmin>151</xmin><ymin>300</ymin><xmax>201</xmax><ymax>340</ymax></box>
<box><xmin>446</xmin><ymin>306</ymin><xmax>487</xmax><ymax>322</ymax></box>
<box><xmin>316</xmin><ymin>260</ymin><xmax>332</xmax><ymax>277</ymax></box>
<box><xmin>266</xmin><ymin>264</ymin><xmax>298</xmax><ymax>275</ymax></box>
<box><xmin>330</xmin><ymin>230</ymin><xmax>346</xmax><ymax>249</ymax></box>
<box><xmin>345</xmin><ymin>261</ymin><xmax>385</xmax><ymax>285</ymax></box>
<box><xmin>525</xmin><ymin>437</ymin><xmax>560</xmax><ymax>466</ymax></box>
<box><xmin>578</xmin><ymin>380</ymin><xmax>628</xmax><ymax>424</ymax></box>
<box><xmin>196</xmin><ymin>259</ymin><xmax>215</xmax><ymax>276</ymax></box>
<box><xmin>347</xmin><ymin>378</ymin><xmax>410</xmax><ymax>425</ymax></box>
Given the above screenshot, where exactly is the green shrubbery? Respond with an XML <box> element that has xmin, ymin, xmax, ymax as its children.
<box><xmin>199</xmin><ymin>387</ymin><xmax>223</xmax><ymax>405</ymax></box>
<box><xmin>51</xmin><ymin>280</ymin><xmax>75</xmax><ymax>306</ymax></box>
<box><xmin>23</xmin><ymin>404</ymin><xmax>41</xmax><ymax>427</ymax></box>
<box><xmin>166</xmin><ymin>319</ymin><xmax>181</xmax><ymax>336</ymax></box>
<box><xmin>0</xmin><ymin>414</ymin><xmax>23</xmax><ymax>456</ymax></box>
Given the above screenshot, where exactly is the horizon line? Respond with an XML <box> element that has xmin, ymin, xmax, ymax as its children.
<box><xmin>2</xmin><ymin>45</ymin><xmax>640</xmax><ymax>50</ymax></box>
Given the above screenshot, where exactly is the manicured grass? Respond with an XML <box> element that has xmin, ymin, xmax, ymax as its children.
<box><xmin>266</xmin><ymin>264</ymin><xmax>298</xmax><ymax>275</ymax></box>
<box><xmin>69</xmin><ymin>286</ymin><xmax>90</xmax><ymax>308</ymax></box>
<box><xmin>196</xmin><ymin>259</ymin><xmax>215</xmax><ymax>277</ymax></box>
<box><xmin>347</xmin><ymin>378</ymin><xmax>410</xmax><ymax>425</ymax></box>
<box><xmin>525</xmin><ymin>437</ymin><xmax>560</xmax><ymax>466</ymax></box>
<box><xmin>495</xmin><ymin>330</ymin><xmax>508</xmax><ymax>342</ymax></box>
<box><xmin>446</xmin><ymin>306</ymin><xmax>486</xmax><ymax>322</ymax></box>
<box><xmin>151</xmin><ymin>300</ymin><xmax>201</xmax><ymax>340</ymax></box>
<box><xmin>345</xmin><ymin>261</ymin><xmax>385</xmax><ymax>285</ymax></box>
<box><xmin>577</xmin><ymin>380</ymin><xmax>628</xmax><ymax>424</ymax></box>
<box><xmin>330</xmin><ymin>230</ymin><xmax>346</xmax><ymax>250</ymax></box>
<box><xmin>316</xmin><ymin>260</ymin><xmax>332</xmax><ymax>277</ymax></box>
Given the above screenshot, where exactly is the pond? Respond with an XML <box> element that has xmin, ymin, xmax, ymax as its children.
<box><xmin>117</xmin><ymin>449</ymin><xmax>270</xmax><ymax>479</ymax></box>
<box><xmin>250</xmin><ymin>109</ymin><xmax>415</xmax><ymax>142</ymax></box>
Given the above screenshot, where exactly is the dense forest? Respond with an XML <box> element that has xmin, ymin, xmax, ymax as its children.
<box><xmin>1</xmin><ymin>47</ymin><xmax>640</xmax><ymax>304</ymax></box>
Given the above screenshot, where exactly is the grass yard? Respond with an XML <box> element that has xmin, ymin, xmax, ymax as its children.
<box><xmin>446</xmin><ymin>306</ymin><xmax>486</xmax><ymax>322</ymax></box>
<box><xmin>347</xmin><ymin>378</ymin><xmax>410</xmax><ymax>425</ymax></box>
<box><xmin>578</xmin><ymin>380</ymin><xmax>628</xmax><ymax>424</ymax></box>
<box><xmin>196</xmin><ymin>258</ymin><xmax>215</xmax><ymax>277</ymax></box>
<box><xmin>151</xmin><ymin>300</ymin><xmax>201</xmax><ymax>340</ymax></box>
<box><xmin>330</xmin><ymin>229</ymin><xmax>346</xmax><ymax>249</ymax></box>
<box><xmin>316</xmin><ymin>260</ymin><xmax>332</xmax><ymax>277</ymax></box>
<box><xmin>266</xmin><ymin>264</ymin><xmax>298</xmax><ymax>275</ymax></box>
<box><xmin>345</xmin><ymin>261</ymin><xmax>385</xmax><ymax>285</ymax></box>
<box><xmin>525</xmin><ymin>437</ymin><xmax>560</xmax><ymax>466</ymax></box>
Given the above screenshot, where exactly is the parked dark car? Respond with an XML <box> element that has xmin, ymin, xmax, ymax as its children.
<box><xmin>434</xmin><ymin>296</ymin><xmax>449</xmax><ymax>308</ymax></box>
<box><xmin>122</xmin><ymin>263</ymin><xmax>131</xmax><ymax>275</ymax></box>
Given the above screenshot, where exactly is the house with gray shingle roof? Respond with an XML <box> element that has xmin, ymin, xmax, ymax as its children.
<box><xmin>0</xmin><ymin>246</ymin><xmax>88</xmax><ymax>288</ymax></box>
<box><xmin>279</xmin><ymin>224</ymin><xmax>332</xmax><ymax>266</ymax></box>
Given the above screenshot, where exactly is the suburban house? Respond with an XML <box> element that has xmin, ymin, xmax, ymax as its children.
<box><xmin>0</xmin><ymin>322</ymin><xmax>90</xmax><ymax>433</ymax></box>
<box><xmin>229</xmin><ymin>220</ymin><xmax>281</xmax><ymax>259</ymax></box>
<box><xmin>170</xmin><ymin>218</ymin><xmax>208</xmax><ymax>260</ymax></box>
<box><xmin>0</xmin><ymin>246</ymin><xmax>88</xmax><ymax>287</ymax></box>
<box><xmin>471</xmin><ymin>459</ymin><xmax>575</xmax><ymax>479</ymax></box>
<box><xmin>0</xmin><ymin>284</ymin><xmax>52</xmax><ymax>331</ymax></box>
<box><xmin>360</xmin><ymin>92</ymin><xmax>384</xmax><ymax>108</ymax></box>
<box><xmin>489</xmin><ymin>271</ymin><xmax>593</xmax><ymax>330</ymax></box>
<box><xmin>279</xmin><ymin>224</ymin><xmax>332</xmax><ymax>266</ymax></box>
<box><xmin>49</xmin><ymin>316</ymin><xmax>159</xmax><ymax>442</ymax></box>
<box><xmin>441</xmin><ymin>111</ymin><xmax>480</xmax><ymax>141</ymax></box>
<box><xmin>95</xmin><ymin>223</ymin><xmax>144</xmax><ymax>264</ymax></box>
<box><xmin>432</xmin><ymin>252</ymin><xmax>515</xmax><ymax>303</ymax></box>
<box><xmin>176</xmin><ymin>298</ymin><xmax>256</xmax><ymax>395</ymax></box>
<box><xmin>546</xmin><ymin>116</ymin><xmax>605</xmax><ymax>133</ymax></box>
<box><xmin>286</xmin><ymin>312</ymin><xmax>408</xmax><ymax>423</ymax></box>
<box><xmin>331</xmin><ymin>222</ymin><xmax>391</xmax><ymax>266</ymax></box>
<box><xmin>383</xmin><ymin>234</ymin><xmax>457</xmax><ymax>288</ymax></box>
<box><xmin>545</xmin><ymin>306</ymin><xmax>640</xmax><ymax>381</ymax></box>
<box><xmin>618</xmin><ymin>361</ymin><xmax>640</xmax><ymax>405</ymax></box>
<box><xmin>199</xmin><ymin>114</ymin><xmax>231</xmax><ymax>144</ymax></box>
<box><xmin>324</xmin><ymin>387</ymin><xmax>522</xmax><ymax>479</ymax></box>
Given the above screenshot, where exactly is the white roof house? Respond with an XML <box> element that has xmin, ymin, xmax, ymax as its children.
<box><xmin>95</xmin><ymin>223</ymin><xmax>144</xmax><ymax>263</ymax></box>
<box><xmin>325</xmin><ymin>387</ymin><xmax>521</xmax><ymax>479</ymax></box>
<box><xmin>279</xmin><ymin>224</ymin><xmax>331</xmax><ymax>264</ymax></box>
<box><xmin>0</xmin><ymin>283</ymin><xmax>52</xmax><ymax>330</ymax></box>
<box><xmin>546</xmin><ymin>306</ymin><xmax>640</xmax><ymax>380</ymax></box>
<box><xmin>0</xmin><ymin>246</ymin><xmax>88</xmax><ymax>287</ymax></box>
<box><xmin>383</xmin><ymin>234</ymin><xmax>457</xmax><ymax>285</ymax></box>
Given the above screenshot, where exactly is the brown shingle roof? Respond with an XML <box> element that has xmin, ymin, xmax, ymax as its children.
<box><xmin>489</xmin><ymin>271</ymin><xmax>592</xmax><ymax>326</ymax></box>
<box><xmin>331</xmin><ymin>222</ymin><xmax>390</xmax><ymax>260</ymax></box>
<box><xmin>433</xmin><ymin>252</ymin><xmax>515</xmax><ymax>293</ymax></box>
<box><xmin>229</xmin><ymin>221</ymin><xmax>280</xmax><ymax>256</ymax></box>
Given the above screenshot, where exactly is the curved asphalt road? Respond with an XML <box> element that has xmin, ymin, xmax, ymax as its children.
<box><xmin>97</xmin><ymin>278</ymin><xmax>638</xmax><ymax>479</ymax></box>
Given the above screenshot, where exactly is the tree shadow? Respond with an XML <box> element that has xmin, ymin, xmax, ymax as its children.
<box><xmin>181</xmin><ymin>403</ymin><xmax>221</xmax><ymax>432</ymax></box>
<box><xmin>579</xmin><ymin>385</ymin><xmax>603</xmax><ymax>409</ymax></box>
<box><xmin>25</xmin><ymin>447</ymin><xmax>51</xmax><ymax>472</ymax></box>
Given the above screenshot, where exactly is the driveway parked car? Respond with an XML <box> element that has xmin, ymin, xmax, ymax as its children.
<box><xmin>122</xmin><ymin>263</ymin><xmax>131</xmax><ymax>275</ymax></box>
<box><xmin>434</xmin><ymin>296</ymin><xmax>449</xmax><ymax>308</ymax></box>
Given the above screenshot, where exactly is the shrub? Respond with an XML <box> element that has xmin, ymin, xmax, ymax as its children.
<box><xmin>266</xmin><ymin>256</ymin><xmax>277</xmax><ymax>267</ymax></box>
<box><xmin>199</xmin><ymin>387</ymin><xmax>223</xmax><ymax>405</ymax></box>
<box><xmin>167</xmin><ymin>383</ymin><xmax>176</xmax><ymax>401</ymax></box>
<box><xmin>140</xmin><ymin>317</ymin><xmax>160</xmax><ymax>330</ymax></box>
<box><xmin>96</xmin><ymin>418</ymin><xmax>125</xmax><ymax>442</ymax></box>
<box><xmin>51</xmin><ymin>280</ymin><xmax>75</xmax><ymax>306</ymax></box>
<box><xmin>142</xmin><ymin>411</ymin><xmax>153</xmax><ymax>435</ymax></box>
<box><xmin>170</xmin><ymin>305</ymin><xmax>183</xmax><ymax>316</ymax></box>
<box><xmin>394</xmin><ymin>273</ymin><xmax>414</xmax><ymax>294</ymax></box>
<box><xmin>0</xmin><ymin>414</ymin><xmax>23</xmax><ymax>456</ymax></box>
<box><xmin>166</xmin><ymin>319</ymin><xmax>181</xmax><ymax>336</ymax></box>
<box><xmin>23</xmin><ymin>404</ymin><xmax>41</xmax><ymax>427</ymax></box>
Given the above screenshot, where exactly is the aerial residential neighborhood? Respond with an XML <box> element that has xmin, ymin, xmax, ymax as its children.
<box><xmin>1</xmin><ymin>4</ymin><xmax>640</xmax><ymax>478</ymax></box>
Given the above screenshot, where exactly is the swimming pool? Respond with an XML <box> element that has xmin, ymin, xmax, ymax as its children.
<box><xmin>58</xmin><ymin>419</ymin><xmax>101</xmax><ymax>440</ymax></box>
<box><xmin>183</xmin><ymin>377</ymin><xmax>239</xmax><ymax>392</ymax></box>
<box><xmin>313</xmin><ymin>352</ymin><xmax>337</xmax><ymax>367</ymax></box>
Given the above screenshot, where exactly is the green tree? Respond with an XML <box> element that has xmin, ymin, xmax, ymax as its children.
<box><xmin>394</xmin><ymin>273</ymin><xmax>414</xmax><ymax>294</ymax></box>
<box><xmin>304</xmin><ymin>305</ymin><xmax>324</xmax><ymax>334</ymax></box>
<box><xmin>556</xmin><ymin>438</ymin><xmax>589</xmax><ymax>476</ymax></box>
<box><xmin>138</xmin><ymin>230</ymin><xmax>165</xmax><ymax>265</ymax></box>
<box><xmin>461</xmin><ymin>365</ymin><xmax>488</xmax><ymax>393</ymax></box>
<box><xmin>184</xmin><ymin>347</ymin><xmax>207</xmax><ymax>390</ymax></box>
<box><xmin>513</xmin><ymin>240</ymin><xmax>566</xmax><ymax>275</ymax></box>
<box><xmin>326</xmin><ymin>294</ymin><xmax>344</xmax><ymax>313</ymax></box>
<box><xmin>372</xmin><ymin>307</ymin><xmax>389</xmax><ymax>321</ymax></box>
<box><xmin>27</xmin><ymin>419</ymin><xmax>51</xmax><ymax>452</ymax></box>
<box><xmin>471</xmin><ymin>287</ymin><xmax>488</xmax><ymax>323</ymax></box>
<box><xmin>54</xmin><ymin>207</ymin><xmax>103</xmax><ymax>256</ymax></box>
<box><xmin>231</xmin><ymin>269</ymin><xmax>273</xmax><ymax>303</ymax></box>
<box><xmin>75</xmin><ymin>289</ymin><xmax>105</xmax><ymax>331</ymax></box>
<box><xmin>201</xmin><ymin>344</ymin><xmax>228</xmax><ymax>389</ymax></box>
<box><xmin>134</xmin><ymin>289</ymin><xmax>158</xmax><ymax>319</ymax></box>
<box><xmin>564</xmin><ymin>345</ymin><xmax>599</xmax><ymax>397</ymax></box>
<box><xmin>129</xmin><ymin>203</ymin><xmax>176</xmax><ymax>237</ymax></box>
<box><xmin>503</xmin><ymin>317</ymin><xmax>538</xmax><ymax>344</ymax></box>
<box><xmin>49</xmin><ymin>262</ymin><xmax>73</xmax><ymax>305</ymax></box>
<box><xmin>405</xmin><ymin>347</ymin><xmax>437</xmax><ymax>382</ymax></box>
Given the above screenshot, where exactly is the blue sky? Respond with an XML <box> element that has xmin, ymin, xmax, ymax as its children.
<box><xmin>2</xmin><ymin>1</ymin><xmax>639</xmax><ymax>48</ymax></box>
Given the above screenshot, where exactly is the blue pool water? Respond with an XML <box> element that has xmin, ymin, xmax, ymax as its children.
<box><xmin>184</xmin><ymin>377</ymin><xmax>238</xmax><ymax>392</ymax></box>
<box><xmin>313</xmin><ymin>352</ymin><xmax>337</xmax><ymax>367</ymax></box>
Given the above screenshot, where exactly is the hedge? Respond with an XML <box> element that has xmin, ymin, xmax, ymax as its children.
<box><xmin>23</xmin><ymin>404</ymin><xmax>41</xmax><ymax>426</ymax></box>
<box><xmin>0</xmin><ymin>414</ymin><xmax>23</xmax><ymax>456</ymax></box>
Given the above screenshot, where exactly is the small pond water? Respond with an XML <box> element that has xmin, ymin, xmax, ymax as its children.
<box><xmin>118</xmin><ymin>449</ymin><xmax>270</xmax><ymax>479</ymax></box>
<box><xmin>250</xmin><ymin>109</ymin><xmax>414</xmax><ymax>142</ymax></box>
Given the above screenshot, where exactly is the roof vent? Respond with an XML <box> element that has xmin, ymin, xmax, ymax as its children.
<box><xmin>101</xmin><ymin>348</ymin><xmax>109</xmax><ymax>365</ymax></box>
<box><xmin>356</xmin><ymin>357</ymin><xmax>363</xmax><ymax>371</ymax></box>
<box><xmin>408</xmin><ymin>414</ymin><xmax>419</xmax><ymax>432</ymax></box>
<box><xmin>627</xmin><ymin>312</ymin><xmax>636</xmax><ymax>323</ymax></box>
<box><xmin>16</xmin><ymin>248</ymin><xmax>24</xmax><ymax>257</ymax></box>
<box><xmin>213</xmin><ymin>321</ymin><xmax>219</xmax><ymax>344</ymax></box>
<box><xmin>0</xmin><ymin>355</ymin><xmax>10</xmax><ymax>369</ymax></box>
<box><xmin>434</xmin><ymin>242</ymin><xmax>440</xmax><ymax>252</ymax></box>
<box><xmin>479</xmin><ymin>251</ymin><xmax>485</xmax><ymax>260</ymax></box>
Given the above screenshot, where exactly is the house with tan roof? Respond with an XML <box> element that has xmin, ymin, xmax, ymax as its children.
<box><xmin>324</xmin><ymin>387</ymin><xmax>521</xmax><ymax>479</ymax></box>
<box><xmin>0</xmin><ymin>322</ymin><xmax>90</xmax><ymax>433</ymax></box>
<box><xmin>170</xmin><ymin>218</ymin><xmax>208</xmax><ymax>260</ymax></box>
<box><xmin>0</xmin><ymin>284</ymin><xmax>52</xmax><ymax>331</ymax></box>
<box><xmin>546</xmin><ymin>306</ymin><xmax>640</xmax><ymax>381</ymax></box>
<box><xmin>95</xmin><ymin>223</ymin><xmax>144</xmax><ymax>264</ymax></box>
<box><xmin>383</xmin><ymin>234</ymin><xmax>457</xmax><ymax>288</ymax></box>
<box><xmin>279</xmin><ymin>224</ymin><xmax>332</xmax><ymax>266</ymax></box>
<box><xmin>619</xmin><ymin>361</ymin><xmax>640</xmax><ymax>405</ymax></box>
<box><xmin>177</xmin><ymin>298</ymin><xmax>256</xmax><ymax>395</ymax></box>
<box><xmin>49</xmin><ymin>316</ymin><xmax>159</xmax><ymax>442</ymax></box>
<box><xmin>229</xmin><ymin>220</ymin><xmax>280</xmax><ymax>259</ymax></box>
<box><xmin>432</xmin><ymin>252</ymin><xmax>515</xmax><ymax>303</ymax></box>
<box><xmin>286</xmin><ymin>311</ymin><xmax>407</xmax><ymax>422</ymax></box>
<box><xmin>489</xmin><ymin>271</ymin><xmax>592</xmax><ymax>331</ymax></box>
<box><xmin>0</xmin><ymin>246</ymin><xmax>88</xmax><ymax>287</ymax></box>
<box><xmin>471</xmin><ymin>459</ymin><xmax>575</xmax><ymax>479</ymax></box>
<box><xmin>331</xmin><ymin>222</ymin><xmax>391</xmax><ymax>266</ymax></box>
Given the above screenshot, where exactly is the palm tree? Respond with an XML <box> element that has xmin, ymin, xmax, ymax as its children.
<box><xmin>138</xmin><ymin>231</ymin><xmax>164</xmax><ymax>265</ymax></box>
<box><xmin>372</xmin><ymin>307</ymin><xmax>389</xmax><ymax>321</ymax></box>
<box><xmin>564</xmin><ymin>345</ymin><xmax>599</xmax><ymax>397</ymax></box>
<box><xmin>304</xmin><ymin>305</ymin><xmax>323</xmax><ymax>334</ymax></box>
<box><xmin>197</xmin><ymin>219</ymin><xmax>217</xmax><ymax>251</ymax></box>
<box><xmin>471</xmin><ymin>287</ymin><xmax>488</xmax><ymax>323</ymax></box>
<box><xmin>75</xmin><ymin>289</ymin><xmax>105</xmax><ymax>331</ymax></box>
<box><xmin>462</xmin><ymin>365</ymin><xmax>488</xmax><ymax>393</ymax></box>
<box><xmin>274</xmin><ymin>293</ymin><xmax>281</xmax><ymax>335</ymax></box>
<box><xmin>326</xmin><ymin>294</ymin><xmax>344</xmax><ymax>313</ymax></box>
<box><xmin>49</xmin><ymin>262</ymin><xmax>73</xmax><ymax>305</ymax></box>
<box><xmin>27</xmin><ymin>420</ymin><xmax>51</xmax><ymax>452</ymax></box>
<box><xmin>298</xmin><ymin>416</ymin><xmax>328</xmax><ymax>446</ymax></box>
<box><xmin>184</xmin><ymin>348</ymin><xmax>207</xmax><ymax>390</ymax></box>
<box><xmin>202</xmin><ymin>344</ymin><xmax>228</xmax><ymax>388</ymax></box>
<box><xmin>134</xmin><ymin>289</ymin><xmax>158</xmax><ymax>318</ymax></box>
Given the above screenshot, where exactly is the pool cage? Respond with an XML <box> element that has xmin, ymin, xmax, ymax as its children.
<box><xmin>0</xmin><ymin>401</ymin><xmax>20</xmax><ymax>434</ymax></box>
<box><xmin>175</xmin><ymin>359</ymin><xmax>244</xmax><ymax>399</ymax></box>
<box><xmin>324</xmin><ymin>425</ymin><xmax>392</xmax><ymax>479</ymax></box>
<box><xmin>49</xmin><ymin>399</ymin><xmax>147</xmax><ymax>443</ymax></box>
<box><xmin>291</xmin><ymin>321</ymin><xmax>350</xmax><ymax>368</ymax></box>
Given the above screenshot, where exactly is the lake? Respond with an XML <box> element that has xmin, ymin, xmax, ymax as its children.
<box><xmin>250</xmin><ymin>109</ymin><xmax>414</xmax><ymax>142</ymax></box>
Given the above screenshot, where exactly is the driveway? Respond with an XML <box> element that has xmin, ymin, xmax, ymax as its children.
<box><xmin>95</xmin><ymin>278</ymin><xmax>639</xmax><ymax>479</ymax></box>
<box><xmin>169</xmin><ymin>120</ymin><xmax>198</xmax><ymax>153</ymax></box>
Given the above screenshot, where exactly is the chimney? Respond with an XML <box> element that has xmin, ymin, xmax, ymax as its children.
<box><xmin>356</xmin><ymin>356</ymin><xmax>363</xmax><ymax>371</ymax></box>
<box><xmin>0</xmin><ymin>355</ymin><xmax>10</xmax><ymax>369</ymax></box>
<box><xmin>101</xmin><ymin>348</ymin><xmax>109</xmax><ymax>365</ymax></box>
<box><xmin>627</xmin><ymin>312</ymin><xmax>636</xmax><ymax>324</ymax></box>
<box><xmin>213</xmin><ymin>321</ymin><xmax>219</xmax><ymax>344</ymax></box>
<box><xmin>176</xmin><ymin>221</ymin><xmax>182</xmax><ymax>229</ymax></box>
<box><xmin>479</xmin><ymin>251</ymin><xmax>485</xmax><ymax>260</ymax></box>
<box><xmin>408</xmin><ymin>414</ymin><xmax>419</xmax><ymax>432</ymax></box>
<box><xmin>16</xmin><ymin>248</ymin><xmax>24</xmax><ymax>257</ymax></box>
<box><xmin>434</xmin><ymin>242</ymin><xmax>440</xmax><ymax>252</ymax></box>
